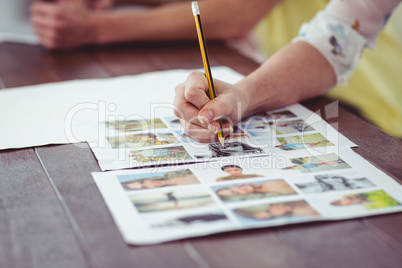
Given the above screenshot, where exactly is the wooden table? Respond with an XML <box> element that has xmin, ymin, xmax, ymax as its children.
<box><xmin>1</xmin><ymin>41</ymin><xmax>401</xmax><ymax>268</ymax></box>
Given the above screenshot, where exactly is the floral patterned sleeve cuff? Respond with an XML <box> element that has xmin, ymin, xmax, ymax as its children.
<box><xmin>293</xmin><ymin>0</ymin><xmax>400</xmax><ymax>85</ymax></box>
<box><xmin>294</xmin><ymin>11</ymin><xmax>367</xmax><ymax>85</ymax></box>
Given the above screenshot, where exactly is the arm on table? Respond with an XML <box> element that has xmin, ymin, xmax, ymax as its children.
<box><xmin>30</xmin><ymin>0</ymin><xmax>281</xmax><ymax>49</ymax></box>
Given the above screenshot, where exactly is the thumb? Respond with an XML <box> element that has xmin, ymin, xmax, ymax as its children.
<box><xmin>199</xmin><ymin>97</ymin><xmax>234</xmax><ymax>136</ymax></box>
<box><xmin>198</xmin><ymin>96</ymin><xmax>230</xmax><ymax>124</ymax></box>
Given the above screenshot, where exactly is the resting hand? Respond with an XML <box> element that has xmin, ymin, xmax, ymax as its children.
<box><xmin>174</xmin><ymin>71</ymin><xmax>249</xmax><ymax>143</ymax></box>
<box><xmin>30</xmin><ymin>0</ymin><xmax>96</xmax><ymax>49</ymax></box>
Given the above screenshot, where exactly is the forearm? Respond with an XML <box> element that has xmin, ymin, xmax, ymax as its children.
<box><xmin>237</xmin><ymin>41</ymin><xmax>336</xmax><ymax>118</ymax></box>
<box><xmin>91</xmin><ymin>0</ymin><xmax>281</xmax><ymax>44</ymax></box>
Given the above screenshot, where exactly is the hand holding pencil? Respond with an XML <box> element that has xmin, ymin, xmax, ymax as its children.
<box><xmin>174</xmin><ymin>71</ymin><xmax>248</xmax><ymax>143</ymax></box>
<box><xmin>172</xmin><ymin>1</ymin><xmax>248</xmax><ymax>144</ymax></box>
<box><xmin>173</xmin><ymin>1</ymin><xmax>251</xmax><ymax>144</ymax></box>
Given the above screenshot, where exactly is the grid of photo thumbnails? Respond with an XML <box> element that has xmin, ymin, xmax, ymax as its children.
<box><xmin>103</xmin><ymin>108</ymin><xmax>337</xmax><ymax>167</ymax></box>
<box><xmin>97</xmin><ymin>108</ymin><xmax>401</xmax><ymax>239</ymax></box>
<box><xmin>112</xmin><ymin>158</ymin><xmax>400</xmax><ymax>237</ymax></box>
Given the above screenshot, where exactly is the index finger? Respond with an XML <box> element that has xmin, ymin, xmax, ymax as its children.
<box><xmin>174</xmin><ymin>82</ymin><xmax>204</xmax><ymax>125</ymax></box>
<box><xmin>183</xmin><ymin>71</ymin><xmax>211</xmax><ymax>110</ymax></box>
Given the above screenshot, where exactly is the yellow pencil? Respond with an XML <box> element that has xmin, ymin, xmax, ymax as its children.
<box><xmin>191</xmin><ymin>1</ymin><xmax>225</xmax><ymax>147</ymax></box>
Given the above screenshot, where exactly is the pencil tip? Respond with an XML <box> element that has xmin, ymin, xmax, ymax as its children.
<box><xmin>218</xmin><ymin>136</ymin><xmax>225</xmax><ymax>147</ymax></box>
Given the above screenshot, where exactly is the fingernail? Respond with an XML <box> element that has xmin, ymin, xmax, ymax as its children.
<box><xmin>230</xmin><ymin>126</ymin><xmax>234</xmax><ymax>133</ymax></box>
<box><xmin>200</xmin><ymin>110</ymin><xmax>213</xmax><ymax>123</ymax></box>
<box><xmin>198</xmin><ymin>115</ymin><xmax>205</xmax><ymax>124</ymax></box>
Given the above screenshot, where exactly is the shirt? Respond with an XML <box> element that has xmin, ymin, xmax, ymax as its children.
<box><xmin>295</xmin><ymin>0</ymin><xmax>401</xmax><ymax>84</ymax></box>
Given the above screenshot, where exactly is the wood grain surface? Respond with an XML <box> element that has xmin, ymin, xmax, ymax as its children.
<box><xmin>1</xmin><ymin>41</ymin><xmax>401</xmax><ymax>268</ymax></box>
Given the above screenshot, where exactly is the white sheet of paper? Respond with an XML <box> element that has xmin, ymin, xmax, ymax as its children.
<box><xmin>0</xmin><ymin>67</ymin><xmax>241</xmax><ymax>149</ymax></box>
<box><xmin>92</xmin><ymin>146</ymin><xmax>402</xmax><ymax>245</ymax></box>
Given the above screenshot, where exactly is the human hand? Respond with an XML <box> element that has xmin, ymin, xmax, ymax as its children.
<box><xmin>174</xmin><ymin>71</ymin><xmax>250</xmax><ymax>143</ymax></box>
<box><xmin>30</xmin><ymin>0</ymin><xmax>97</xmax><ymax>49</ymax></box>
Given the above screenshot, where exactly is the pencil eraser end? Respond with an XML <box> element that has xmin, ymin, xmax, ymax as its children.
<box><xmin>192</xmin><ymin>1</ymin><xmax>200</xmax><ymax>15</ymax></box>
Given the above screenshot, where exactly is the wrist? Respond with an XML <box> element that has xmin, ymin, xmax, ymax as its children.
<box><xmin>236</xmin><ymin>84</ymin><xmax>251</xmax><ymax>120</ymax></box>
<box><xmin>88</xmin><ymin>12</ymin><xmax>108</xmax><ymax>45</ymax></box>
<box><xmin>234</xmin><ymin>64</ymin><xmax>285</xmax><ymax>118</ymax></box>
<box><xmin>234</xmin><ymin>78</ymin><xmax>266</xmax><ymax>119</ymax></box>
